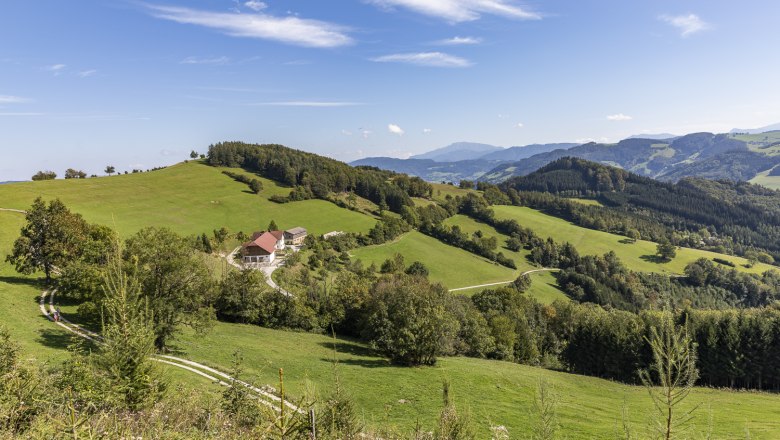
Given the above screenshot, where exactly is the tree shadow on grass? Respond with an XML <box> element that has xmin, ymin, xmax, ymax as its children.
<box><xmin>36</xmin><ymin>327</ymin><xmax>81</xmax><ymax>351</ymax></box>
<box><xmin>640</xmin><ymin>254</ymin><xmax>669</xmax><ymax>264</ymax></box>
<box><xmin>0</xmin><ymin>275</ymin><xmax>45</xmax><ymax>289</ymax></box>
<box><xmin>317</xmin><ymin>341</ymin><xmax>393</xmax><ymax>369</ymax></box>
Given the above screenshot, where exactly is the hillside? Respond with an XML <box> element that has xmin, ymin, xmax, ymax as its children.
<box><xmin>0</xmin><ymin>161</ymin><xmax>376</xmax><ymax>237</ymax></box>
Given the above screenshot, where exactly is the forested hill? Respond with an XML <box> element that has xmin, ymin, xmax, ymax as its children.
<box><xmin>481</xmin><ymin>132</ymin><xmax>761</xmax><ymax>183</ymax></box>
<box><xmin>207</xmin><ymin>142</ymin><xmax>432</xmax><ymax>214</ymax></box>
<box><xmin>501</xmin><ymin>157</ymin><xmax>780</xmax><ymax>258</ymax></box>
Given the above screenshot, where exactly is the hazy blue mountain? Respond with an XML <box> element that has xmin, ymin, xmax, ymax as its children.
<box><xmin>410</xmin><ymin>142</ymin><xmax>502</xmax><ymax>162</ymax></box>
<box><xmin>479</xmin><ymin>133</ymin><xmax>751</xmax><ymax>183</ymax></box>
<box><xmin>351</xmin><ymin>157</ymin><xmax>502</xmax><ymax>182</ymax></box>
<box><xmin>478</xmin><ymin>143</ymin><xmax>579</xmax><ymax>161</ymax></box>
<box><xmin>730</xmin><ymin>122</ymin><xmax>780</xmax><ymax>134</ymax></box>
<box><xmin>626</xmin><ymin>133</ymin><xmax>678</xmax><ymax>140</ymax></box>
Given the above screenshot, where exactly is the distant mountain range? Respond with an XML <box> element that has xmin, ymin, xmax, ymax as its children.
<box><xmin>352</xmin><ymin>142</ymin><xmax>578</xmax><ymax>182</ymax></box>
<box><xmin>351</xmin><ymin>124</ymin><xmax>780</xmax><ymax>185</ymax></box>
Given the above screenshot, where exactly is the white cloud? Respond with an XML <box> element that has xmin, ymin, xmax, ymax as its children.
<box><xmin>388</xmin><ymin>124</ymin><xmax>405</xmax><ymax>136</ymax></box>
<box><xmin>606</xmin><ymin>113</ymin><xmax>633</xmax><ymax>121</ymax></box>
<box><xmin>0</xmin><ymin>95</ymin><xmax>31</xmax><ymax>104</ymax></box>
<box><xmin>435</xmin><ymin>36</ymin><xmax>482</xmax><ymax>45</ymax></box>
<box><xmin>423</xmin><ymin>128</ymin><xmax>432</xmax><ymax>134</ymax></box>
<box><xmin>180</xmin><ymin>56</ymin><xmax>231</xmax><ymax>65</ymax></box>
<box><xmin>147</xmin><ymin>4</ymin><xmax>353</xmax><ymax>48</ymax></box>
<box><xmin>45</xmin><ymin>64</ymin><xmax>66</xmax><ymax>75</ymax></box>
<box><xmin>249</xmin><ymin>101</ymin><xmax>362</xmax><ymax>107</ymax></box>
<box><xmin>515</xmin><ymin>122</ymin><xmax>524</xmax><ymax>128</ymax></box>
<box><xmin>368</xmin><ymin>0</ymin><xmax>540</xmax><ymax>23</ymax></box>
<box><xmin>371</xmin><ymin>52</ymin><xmax>471</xmax><ymax>68</ymax></box>
<box><xmin>660</xmin><ymin>14</ymin><xmax>709</xmax><ymax>37</ymax></box>
<box><xmin>244</xmin><ymin>1</ymin><xmax>268</xmax><ymax>11</ymax></box>
<box><xmin>341</xmin><ymin>129</ymin><xmax>353</xmax><ymax>136</ymax></box>
<box><xmin>361</xmin><ymin>129</ymin><xmax>372</xmax><ymax>139</ymax></box>
<box><xmin>77</xmin><ymin>69</ymin><xmax>98</xmax><ymax>77</ymax></box>
<box><xmin>0</xmin><ymin>112</ymin><xmax>43</xmax><ymax>116</ymax></box>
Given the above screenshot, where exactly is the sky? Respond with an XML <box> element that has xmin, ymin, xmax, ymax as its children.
<box><xmin>1</xmin><ymin>0</ymin><xmax>780</xmax><ymax>180</ymax></box>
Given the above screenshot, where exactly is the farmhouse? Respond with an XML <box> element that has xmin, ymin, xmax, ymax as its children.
<box><xmin>284</xmin><ymin>227</ymin><xmax>307</xmax><ymax>246</ymax></box>
<box><xmin>241</xmin><ymin>232</ymin><xmax>278</xmax><ymax>264</ymax></box>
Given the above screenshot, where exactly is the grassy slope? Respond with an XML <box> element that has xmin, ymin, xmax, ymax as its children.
<box><xmin>751</xmin><ymin>168</ymin><xmax>780</xmax><ymax>190</ymax></box>
<box><xmin>453</xmin><ymin>270</ymin><xmax>568</xmax><ymax>304</ymax></box>
<box><xmin>0</xmin><ymin>161</ymin><xmax>375</xmax><ymax>237</ymax></box>
<box><xmin>493</xmin><ymin>205</ymin><xmax>775</xmax><ymax>275</ymax></box>
<box><xmin>351</xmin><ymin>231</ymin><xmax>515</xmax><ymax>290</ymax></box>
<box><xmin>173</xmin><ymin>321</ymin><xmax>780</xmax><ymax>439</ymax></box>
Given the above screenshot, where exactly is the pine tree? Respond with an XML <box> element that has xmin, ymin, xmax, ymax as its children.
<box><xmin>98</xmin><ymin>243</ymin><xmax>164</xmax><ymax>410</ymax></box>
<box><xmin>268</xmin><ymin>219</ymin><xmax>279</xmax><ymax>231</ymax></box>
<box><xmin>639</xmin><ymin>315</ymin><xmax>699</xmax><ymax>440</ymax></box>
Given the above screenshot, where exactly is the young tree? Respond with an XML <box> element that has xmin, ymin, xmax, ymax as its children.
<box><xmin>405</xmin><ymin>261</ymin><xmax>429</xmax><ymax>277</ymax></box>
<box><xmin>512</xmin><ymin>273</ymin><xmax>532</xmax><ymax>292</ymax></box>
<box><xmin>98</xmin><ymin>245</ymin><xmax>164</xmax><ymax>410</ymax></box>
<box><xmin>31</xmin><ymin>170</ymin><xmax>56</xmax><ymax>181</ymax></box>
<box><xmin>268</xmin><ymin>219</ymin><xmax>279</xmax><ymax>231</ymax></box>
<box><xmin>6</xmin><ymin>198</ymin><xmax>89</xmax><ymax>281</ymax></box>
<box><xmin>190</xmin><ymin>150</ymin><xmax>198</xmax><ymax>159</ymax></box>
<box><xmin>213</xmin><ymin>227</ymin><xmax>230</xmax><ymax>249</ymax></box>
<box><xmin>104</xmin><ymin>165</ymin><xmax>115</xmax><ymax>176</ymax></box>
<box><xmin>639</xmin><ymin>315</ymin><xmax>699</xmax><ymax>440</ymax></box>
<box><xmin>626</xmin><ymin>229</ymin><xmax>641</xmax><ymax>243</ymax></box>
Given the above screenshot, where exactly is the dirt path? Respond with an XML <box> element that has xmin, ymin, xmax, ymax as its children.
<box><xmin>448</xmin><ymin>268</ymin><xmax>560</xmax><ymax>292</ymax></box>
<box><xmin>0</xmin><ymin>208</ymin><xmax>27</xmax><ymax>214</ymax></box>
<box><xmin>40</xmin><ymin>289</ymin><xmax>299</xmax><ymax>413</ymax></box>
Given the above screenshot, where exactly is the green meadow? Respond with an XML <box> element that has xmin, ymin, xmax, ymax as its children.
<box><xmin>0</xmin><ymin>161</ymin><xmax>375</xmax><ymax>237</ymax></box>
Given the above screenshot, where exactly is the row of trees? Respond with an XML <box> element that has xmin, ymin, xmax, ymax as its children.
<box><xmin>29</xmin><ymin>165</ymin><xmax>170</xmax><ymax>181</ymax></box>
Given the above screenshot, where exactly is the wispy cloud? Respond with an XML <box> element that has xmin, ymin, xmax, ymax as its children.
<box><xmin>607</xmin><ymin>113</ymin><xmax>633</xmax><ymax>121</ymax></box>
<box><xmin>388</xmin><ymin>123</ymin><xmax>405</xmax><ymax>136</ymax></box>
<box><xmin>423</xmin><ymin>128</ymin><xmax>432</xmax><ymax>134</ymax></box>
<box><xmin>248</xmin><ymin>101</ymin><xmax>363</xmax><ymax>107</ymax></box>
<box><xmin>0</xmin><ymin>95</ymin><xmax>31</xmax><ymax>104</ymax></box>
<box><xmin>341</xmin><ymin>129</ymin><xmax>353</xmax><ymax>136</ymax></box>
<box><xmin>660</xmin><ymin>14</ymin><xmax>710</xmax><ymax>37</ymax></box>
<box><xmin>368</xmin><ymin>0</ymin><xmax>540</xmax><ymax>23</ymax></box>
<box><xmin>0</xmin><ymin>112</ymin><xmax>44</xmax><ymax>116</ymax></box>
<box><xmin>435</xmin><ymin>36</ymin><xmax>482</xmax><ymax>45</ymax></box>
<box><xmin>244</xmin><ymin>1</ymin><xmax>267</xmax><ymax>11</ymax></box>
<box><xmin>371</xmin><ymin>52</ymin><xmax>471</xmax><ymax>68</ymax></box>
<box><xmin>515</xmin><ymin>122</ymin><xmax>524</xmax><ymax>128</ymax></box>
<box><xmin>180</xmin><ymin>56</ymin><xmax>230</xmax><ymax>65</ymax></box>
<box><xmin>77</xmin><ymin>69</ymin><xmax>98</xmax><ymax>77</ymax></box>
<box><xmin>361</xmin><ymin>129</ymin><xmax>372</xmax><ymax>139</ymax></box>
<box><xmin>45</xmin><ymin>64</ymin><xmax>67</xmax><ymax>75</ymax></box>
<box><xmin>147</xmin><ymin>5</ymin><xmax>353</xmax><ymax>48</ymax></box>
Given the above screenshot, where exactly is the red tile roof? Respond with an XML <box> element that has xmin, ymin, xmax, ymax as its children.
<box><xmin>269</xmin><ymin>230</ymin><xmax>284</xmax><ymax>240</ymax></box>
<box><xmin>243</xmin><ymin>232</ymin><xmax>277</xmax><ymax>254</ymax></box>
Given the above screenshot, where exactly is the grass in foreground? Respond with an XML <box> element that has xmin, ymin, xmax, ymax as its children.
<box><xmin>492</xmin><ymin>205</ymin><xmax>775</xmax><ymax>275</ymax></box>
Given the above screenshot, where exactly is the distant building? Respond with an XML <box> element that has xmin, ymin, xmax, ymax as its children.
<box><xmin>241</xmin><ymin>232</ymin><xmax>278</xmax><ymax>264</ymax></box>
<box><xmin>284</xmin><ymin>227</ymin><xmax>307</xmax><ymax>246</ymax></box>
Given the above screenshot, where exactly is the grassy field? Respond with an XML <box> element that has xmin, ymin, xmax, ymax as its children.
<box><xmin>732</xmin><ymin>131</ymin><xmax>780</xmax><ymax>155</ymax></box>
<box><xmin>171</xmin><ymin>319</ymin><xmax>780</xmax><ymax>439</ymax></box>
<box><xmin>0</xmin><ymin>161</ymin><xmax>376</xmax><ymax>237</ymax></box>
<box><xmin>751</xmin><ymin>168</ymin><xmax>780</xmax><ymax>190</ymax></box>
<box><xmin>430</xmin><ymin>183</ymin><xmax>476</xmax><ymax>203</ymax></box>
<box><xmin>492</xmin><ymin>205</ymin><xmax>775</xmax><ymax>275</ymax></box>
<box><xmin>351</xmin><ymin>231</ymin><xmax>516</xmax><ymax>290</ymax></box>
<box><xmin>443</xmin><ymin>214</ymin><xmax>534</xmax><ymax>271</ymax></box>
<box><xmin>453</xmin><ymin>270</ymin><xmax>567</xmax><ymax>304</ymax></box>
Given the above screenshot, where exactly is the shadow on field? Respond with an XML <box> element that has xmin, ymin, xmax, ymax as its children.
<box><xmin>318</xmin><ymin>341</ymin><xmax>392</xmax><ymax>368</ymax></box>
<box><xmin>640</xmin><ymin>254</ymin><xmax>668</xmax><ymax>264</ymax></box>
<box><xmin>0</xmin><ymin>275</ymin><xmax>44</xmax><ymax>289</ymax></box>
<box><xmin>36</xmin><ymin>327</ymin><xmax>77</xmax><ymax>350</ymax></box>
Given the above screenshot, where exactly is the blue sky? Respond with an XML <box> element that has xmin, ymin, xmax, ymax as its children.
<box><xmin>1</xmin><ymin>0</ymin><xmax>779</xmax><ymax>180</ymax></box>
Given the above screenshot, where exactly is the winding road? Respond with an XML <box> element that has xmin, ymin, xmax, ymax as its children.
<box><xmin>226</xmin><ymin>246</ymin><xmax>291</xmax><ymax>296</ymax></box>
